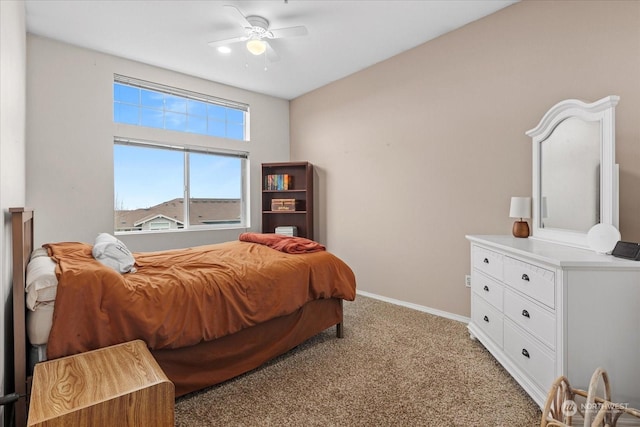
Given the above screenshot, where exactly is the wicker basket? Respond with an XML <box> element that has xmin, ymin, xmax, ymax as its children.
<box><xmin>540</xmin><ymin>368</ymin><xmax>640</xmax><ymax>427</ymax></box>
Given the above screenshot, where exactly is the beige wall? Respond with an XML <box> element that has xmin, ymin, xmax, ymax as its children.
<box><xmin>27</xmin><ymin>36</ymin><xmax>290</xmax><ymax>252</ymax></box>
<box><xmin>290</xmin><ymin>0</ymin><xmax>640</xmax><ymax>317</ymax></box>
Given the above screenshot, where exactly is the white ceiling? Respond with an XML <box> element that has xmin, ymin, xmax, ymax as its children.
<box><xmin>25</xmin><ymin>0</ymin><xmax>517</xmax><ymax>100</ymax></box>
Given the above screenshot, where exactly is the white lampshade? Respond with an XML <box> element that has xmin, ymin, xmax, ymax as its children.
<box><xmin>246</xmin><ymin>39</ymin><xmax>266</xmax><ymax>55</ymax></box>
<box><xmin>509</xmin><ymin>197</ymin><xmax>531</xmax><ymax>219</ymax></box>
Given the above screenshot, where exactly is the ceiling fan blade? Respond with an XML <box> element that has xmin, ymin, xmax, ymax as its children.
<box><xmin>207</xmin><ymin>35</ymin><xmax>248</xmax><ymax>47</ymax></box>
<box><xmin>223</xmin><ymin>4</ymin><xmax>252</xmax><ymax>29</ymax></box>
<box><xmin>265</xmin><ymin>41</ymin><xmax>281</xmax><ymax>62</ymax></box>
<box><xmin>268</xmin><ymin>25</ymin><xmax>308</xmax><ymax>39</ymax></box>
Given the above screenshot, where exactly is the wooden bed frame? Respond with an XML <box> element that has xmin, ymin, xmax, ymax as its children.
<box><xmin>10</xmin><ymin>207</ymin><xmax>345</xmax><ymax>427</ymax></box>
<box><xmin>10</xmin><ymin>207</ymin><xmax>33</xmax><ymax>427</ymax></box>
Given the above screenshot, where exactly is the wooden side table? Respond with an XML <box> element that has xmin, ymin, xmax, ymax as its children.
<box><xmin>27</xmin><ymin>340</ymin><xmax>174</xmax><ymax>427</ymax></box>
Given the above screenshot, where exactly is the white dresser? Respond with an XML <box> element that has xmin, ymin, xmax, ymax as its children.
<box><xmin>466</xmin><ymin>235</ymin><xmax>640</xmax><ymax>410</ymax></box>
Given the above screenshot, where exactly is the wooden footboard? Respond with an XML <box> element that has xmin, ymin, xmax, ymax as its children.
<box><xmin>10</xmin><ymin>207</ymin><xmax>34</xmax><ymax>427</ymax></box>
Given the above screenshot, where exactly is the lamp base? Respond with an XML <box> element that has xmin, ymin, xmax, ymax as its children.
<box><xmin>512</xmin><ymin>221</ymin><xmax>530</xmax><ymax>238</ymax></box>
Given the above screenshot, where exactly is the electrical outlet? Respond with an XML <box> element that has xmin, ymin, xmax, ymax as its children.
<box><xmin>465</xmin><ymin>275</ymin><xmax>471</xmax><ymax>288</ymax></box>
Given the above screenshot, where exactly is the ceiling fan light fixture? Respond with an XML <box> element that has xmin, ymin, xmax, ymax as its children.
<box><xmin>217</xmin><ymin>46</ymin><xmax>232</xmax><ymax>54</ymax></box>
<box><xmin>246</xmin><ymin>38</ymin><xmax>266</xmax><ymax>55</ymax></box>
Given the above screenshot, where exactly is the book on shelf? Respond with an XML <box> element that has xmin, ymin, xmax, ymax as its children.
<box><xmin>264</xmin><ymin>174</ymin><xmax>293</xmax><ymax>191</ymax></box>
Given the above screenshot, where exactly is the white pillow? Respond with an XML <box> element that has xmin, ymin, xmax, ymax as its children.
<box><xmin>25</xmin><ymin>255</ymin><xmax>58</xmax><ymax>311</ymax></box>
<box><xmin>92</xmin><ymin>233</ymin><xmax>136</xmax><ymax>274</ymax></box>
<box><xmin>30</xmin><ymin>247</ymin><xmax>49</xmax><ymax>259</ymax></box>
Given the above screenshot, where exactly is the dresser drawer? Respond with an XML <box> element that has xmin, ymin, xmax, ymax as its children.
<box><xmin>472</xmin><ymin>246</ymin><xmax>504</xmax><ymax>281</ymax></box>
<box><xmin>472</xmin><ymin>293</ymin><xmax>503</xmax><ymax>347</ymax></box>
<box><xmin>504</xmin><ymin>289</ymin><xmax>555</xmax><ymax>349</ymax></box>
<box><xmin>504</xmin><ymin>257</ymin><xmax>555</xmax><ymax>309</ymax></box>
<box><xmin>472</xmin><ymin>272</ymin><xmax>504</xmax><ymax>311</ymax></box>
<box><xmin>504</xmin><ymin>320</ymin><xmax>555</xmax><ymax>391</ymax></box>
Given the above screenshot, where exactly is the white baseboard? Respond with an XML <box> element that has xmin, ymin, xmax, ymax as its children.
<box><xmin>355</xmin><ymin>290</ymin><xmax>471</xmax><ymax>324</ymax></box>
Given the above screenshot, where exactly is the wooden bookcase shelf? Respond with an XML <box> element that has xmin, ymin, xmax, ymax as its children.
<box><xmin>261</xmin><ymin>161</ymin><xmax>313</xmax><ymax>240</ymax></box>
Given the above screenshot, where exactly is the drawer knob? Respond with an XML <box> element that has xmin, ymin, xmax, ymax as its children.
<box><xmin>483</xmin><ymin>315</ymin><xmax>489</xmax><ymax>322</ymax></box>
<box><xmin>521</xmin><ymin>348</ymin><xmax>530</xmax><ymax>358</ymax></box>
<box><xmin>522</xmin><ymin>309</ymin><xmax>530</xmax><ymax>318</ymax></box>
<box><xmin>483</xmin><ymin>285</ymin><xmax>489</xmax><ymax>292</ymax></box>
<box><xmin>483</xmin><ymin>258</ymin><xmax>489</xmax><ymax>264</ymax></box>
<box><xmin>521</xmin><ymin>273</ymin><xmax>530</xmax><ymax>281</ymax></box>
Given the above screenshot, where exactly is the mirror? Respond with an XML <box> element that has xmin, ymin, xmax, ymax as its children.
<box><xmin>540</xmin><ymin>117</ymin><xmax>600</xmax><ymax>232</ymax></box>
<box><xmin>526</xmin><ymin>96</ymin><xmax>619</xmax><ymax>248</ymax></box>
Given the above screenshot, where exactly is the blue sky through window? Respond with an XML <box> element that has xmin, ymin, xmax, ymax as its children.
<box><xmin>113</xmin><ymin>83</ymin><xmax>246</xmax><ymax>140</ymax></box>
<box><xmin>114</xmin><ymin>144</ymin><xmax>242</xmax><ymax>210</ymax></box>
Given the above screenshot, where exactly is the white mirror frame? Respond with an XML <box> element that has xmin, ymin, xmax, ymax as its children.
<box><xmin>526</xmin><ymin>95</ymin><xmax>620</xmax><ymax>249</ymax></box>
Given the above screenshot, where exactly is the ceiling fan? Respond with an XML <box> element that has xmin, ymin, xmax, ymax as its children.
<box><xmin>208</xmin><ymin>5</ymin><xmax>308</xmax><ymax>61</ymax></box>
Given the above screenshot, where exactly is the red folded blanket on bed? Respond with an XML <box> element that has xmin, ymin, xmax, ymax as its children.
<box><xmin>239</xmin><ymin>232</ymin><xmax>326</xmax><ymax>253</ymax></box>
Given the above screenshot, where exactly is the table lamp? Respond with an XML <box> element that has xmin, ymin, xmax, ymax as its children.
<box><xmin>510</xmin><ymin>197</ymin><xmax>531</xmax><ymax>238</ymax></box>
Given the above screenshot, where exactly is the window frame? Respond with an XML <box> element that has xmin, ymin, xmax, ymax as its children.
<box><xmin>114</xmin><ymin>74</ymin><xmax>250</xmax><ymax>141</ymax></box>
<box><xmin>113</xmin><ymin>137</ymin><xmax>249</xmax><ymax>235</ymax></box>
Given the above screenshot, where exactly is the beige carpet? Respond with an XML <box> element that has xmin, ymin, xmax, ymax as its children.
<box><xmin>175</xmin><ymin>295</ymin><xmax>542</xmax><ymax>426</ymax></box>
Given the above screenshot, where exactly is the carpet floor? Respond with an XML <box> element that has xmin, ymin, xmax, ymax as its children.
<box><xmin>175</xmin><ymin>295</ymin><xmax>542</xmax><ymax>426</ymax></box>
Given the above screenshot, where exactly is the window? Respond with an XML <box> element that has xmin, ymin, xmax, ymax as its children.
<box><xmin>112</xmin><ymin>75</ymin><xmax>250</xmax><ymax>234</ymax></box>
<box><xmin>114</xmin><ymin>139</ymin><xmax>247</xmax><ymax>233</ymax></box>
<box><xmin>113</xmin><ymin>75</ymin><xmax>248</xmax><ymax>141</ymax></box>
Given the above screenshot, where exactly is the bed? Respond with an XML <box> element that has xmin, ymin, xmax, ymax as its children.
<box><xmin>10</xmin><ymin>208</ymin><xmax>356</xmax><ymax>427</ymax></box>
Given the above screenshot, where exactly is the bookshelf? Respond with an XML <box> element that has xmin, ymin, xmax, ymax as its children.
<box><xmin>261</xmin><ymin>161</ymin><xmax>313</xmax><ymax>240</ymax></box>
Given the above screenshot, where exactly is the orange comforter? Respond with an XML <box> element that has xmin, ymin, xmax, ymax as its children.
<box><xmin>44</xmin><ymin>240</ymin><xmax>356</xmax><ymax>360</ymax></box>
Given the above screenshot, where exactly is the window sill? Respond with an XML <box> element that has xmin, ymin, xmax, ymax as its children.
<box><xmin>115</xmin><ymin>224</ymin><xmax>248</xmax><ymax>237</ymax></box>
